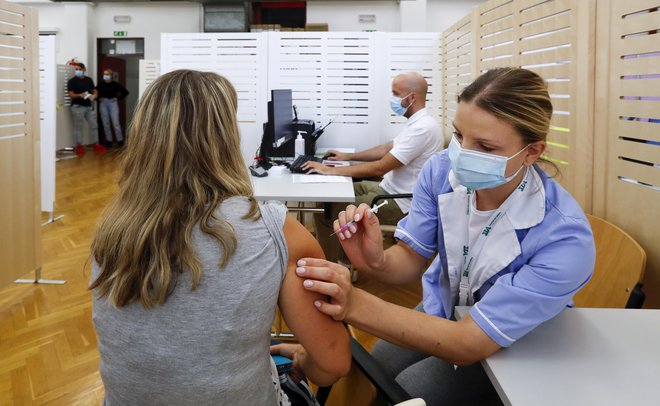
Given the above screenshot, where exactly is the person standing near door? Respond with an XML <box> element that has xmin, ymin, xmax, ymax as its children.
<box><xmin>67</xmin><ymin>62</ymin><xmax>107</xmax><ymax>156</ymax></box>
<box><xmin>97</xmin><ymin>69</ymin><xmax>129</xmax><ymax>147</ymax></box>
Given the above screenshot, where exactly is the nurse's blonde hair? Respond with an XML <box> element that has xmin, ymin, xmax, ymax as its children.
<box><xmin>90</xmin><ymin>69</ymin><xmax>258</xmax><ymax>308</ymax></box>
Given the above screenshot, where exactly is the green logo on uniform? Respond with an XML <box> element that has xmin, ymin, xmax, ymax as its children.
<box><xmin>518</xmin><ymin>180</ymin><xmax>527</xmax><ymax>192</ymax></box>
<box><xmin>482</xmin><ymin>226</ymin><xmax>491</xmax><ymax>236</ymax></box>
<box><xmin>463</xmin><ymin>245</ymin><xmax>469</xmax><ymax>256</ymax></box>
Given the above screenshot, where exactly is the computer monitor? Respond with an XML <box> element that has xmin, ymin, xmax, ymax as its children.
<box><xmin>263</xmin><ymin>89</ymin><xmax>294</xmax><ymax>157</ymax></box>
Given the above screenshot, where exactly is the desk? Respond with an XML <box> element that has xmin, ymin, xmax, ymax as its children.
<box><xmin>251</xmin><ymin>172</ymin><xmax>354</xmax><ymax>203</ymax></box>
<box><xmin>251</xmin><ymin>147</ymin><xmax>356</xmax><ymax>208</ymax></box>
<box><xmin>455</xmin><ymin>307</ymin><xmax>660</xmax><ymax>406</ymax></box>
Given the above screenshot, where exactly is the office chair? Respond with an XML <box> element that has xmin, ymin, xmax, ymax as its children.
<box><xmin>573</xmin><ymin>214</ymin><xmax>647</xmax><ymax>308</ymax></box>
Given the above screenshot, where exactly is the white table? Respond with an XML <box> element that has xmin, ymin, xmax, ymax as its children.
<box><xmin>455</xmin><ymin>307</ymin><xmax>660</xmax><ymax>406</ymax></box>
<box><xmin>251</xmin><ymin>147</ymin><xmax>356</xmax><ymax>208</ymax></box>
<box><xmin>250</xmin><ymin>171</ymin><xmax>355</xmax><ymax>203</ymax></box>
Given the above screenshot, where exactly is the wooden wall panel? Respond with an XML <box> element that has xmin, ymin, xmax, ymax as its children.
<box><xmin>441</xmin><ymin>12</ymin><xmax>478</xmax><ymax>145</ymax></box>
<box><xmin>593</xmin><ymin>0</ymin><xmax>660</xmax><ymax>307</ymax></box>
<box><xmin>466</xmin><ymin>0</ymin><xmax>595</xmax><ymax>210</ymax></box>
<box><xmin>0</xmin><ymin>3</ymin><xmax>41</xmax><ymax>288</ymax></box>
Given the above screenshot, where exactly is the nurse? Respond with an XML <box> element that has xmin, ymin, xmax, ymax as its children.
<box><xmin>295</xmin><ymin>67</ymin><xmax>596</xmax><ymax>403</ymax></box>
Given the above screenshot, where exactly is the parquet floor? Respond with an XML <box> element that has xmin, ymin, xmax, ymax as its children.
<box><xmin>0</xmin><ymin>151</ymin><xmax>421</xmax><ymax>405</ymax></box>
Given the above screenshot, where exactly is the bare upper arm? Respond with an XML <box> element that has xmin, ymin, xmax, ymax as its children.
<box><xmin>454</xmin><ymin>313</ymin><xmax>501</xmax><ymax>365</ymax></box>
<box><xmin>278</xmin><ymin>215</ymin><xmax>350</xmax><ymax>370</ymax></box>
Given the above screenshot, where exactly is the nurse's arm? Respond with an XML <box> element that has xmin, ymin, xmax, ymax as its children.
<box><xmin>299</xmin><ymin>258</ymin><xmax>501</xmax><ymax>365</ymax></box>
<box><xmin>347</xmin><ymin>288</ymin><xmax>501</xmax><ymax>365</ymax></box>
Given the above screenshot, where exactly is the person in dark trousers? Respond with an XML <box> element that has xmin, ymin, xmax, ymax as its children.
<box><xmin>97</xmin><ymin>69</ymin><xmax>129</xmax><ymax>147</ymax></box>
<box><xmin>67</xmin><ymin>62</ymin><xmax>106</xmax><ymax>156</ymax></box>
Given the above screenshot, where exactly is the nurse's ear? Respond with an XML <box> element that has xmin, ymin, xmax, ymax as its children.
<box><xmin>524</xmin><ymin>141</ymin><xmax>546</xmax><ymax>166</ymax></box>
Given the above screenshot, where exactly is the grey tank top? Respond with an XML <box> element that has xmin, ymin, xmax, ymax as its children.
<box><xmin>92</xmin><ymin>198</ymin><xmax>288</xmax><ymax>406</ymax></box>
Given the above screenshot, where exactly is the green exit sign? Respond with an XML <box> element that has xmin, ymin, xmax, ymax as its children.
<box><xmin>113</xmin><ymin>31</ymin><xmax>128</xmax><ymax>37</ymax></box>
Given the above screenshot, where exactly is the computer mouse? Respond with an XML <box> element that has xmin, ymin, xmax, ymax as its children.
<box><xmin>249</xmin><ymin>164</ymin><xmax>268</xmax><ymax>177</ymax></box>
<box><xmin>322</xmin><ymin>152</ymin><xmax>336</xmax><ymax>160</ymax></box>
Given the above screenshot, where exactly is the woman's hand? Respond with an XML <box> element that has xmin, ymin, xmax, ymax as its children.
<box><xmin>295</xmin><ymin>258</ymin><xmax>353</xmax><ymax>321</ymax></box>
<box><xmin>270</xmin><ymin>343</ymin><xmax>306</xmax><ymax>382</ymax></box>
<box><xmin>301</xmin><ymin>161</ymin><xmax>336</xmax><ymax>175</ymax></box>
<box><xmin>335</xmin><ymin>203</ymin><xmax>385</xmax><ymax>272</ymax></box>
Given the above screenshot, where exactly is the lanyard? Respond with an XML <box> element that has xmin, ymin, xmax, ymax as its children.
<box><xmin>457</xmin><ymin>168</ymin><xmax>529</xmax><ymax>306</ymax></box>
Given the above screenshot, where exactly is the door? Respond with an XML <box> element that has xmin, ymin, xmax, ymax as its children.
<box><xmin>96</xmin><ymin>38</ymin><xmax>144</xmax><ymax>144</ymax></box>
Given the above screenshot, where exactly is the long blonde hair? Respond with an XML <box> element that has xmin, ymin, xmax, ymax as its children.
<box><xmin>90</xmin><ymin>70</ymin><xmax>258</xmax><ymax>308</ymax></box>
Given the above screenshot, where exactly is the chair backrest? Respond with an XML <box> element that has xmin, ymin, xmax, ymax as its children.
<box><xmin>572</xmin><ymin>214</ymin><xmax>646</xmax><ymax>308</ymax></box>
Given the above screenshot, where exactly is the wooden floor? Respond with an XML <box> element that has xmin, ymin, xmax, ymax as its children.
<box><xmin>0</xmin><ymin>151</ymin><xmax>421</xmax><ymax>405</ymax></box>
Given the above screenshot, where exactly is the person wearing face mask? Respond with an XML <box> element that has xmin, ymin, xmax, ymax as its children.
<box><xmin>294</xmin><ymin>68</ymin><xmax>595</xmax><ymax>404</ymax></box>
<box><xmin>304</xmin><ymin>72</ymin><xmax>443</xmax><ymax>264</ymax></box>
<box><xmin>97</xmin><ymin>69</ymin><xmax>130</xmax><ymax>148</ymax></box>
<box><xmin>67</xmin><ymin>63</ymin><xmax>107</xmax><ymax>156</ymax></box>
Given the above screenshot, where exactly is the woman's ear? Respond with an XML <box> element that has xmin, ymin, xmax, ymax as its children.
<box><xmin>525</xmin><ymin>141</ymin><xmax>546</xmax><ymax>166</ymax></box>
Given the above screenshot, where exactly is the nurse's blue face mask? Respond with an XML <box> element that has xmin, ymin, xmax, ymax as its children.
<box><xmin>390</xmin><ymin>93</ymin><xmax>413</xmax><ymax>116</ymax></box>
<box><xmin>448</xmin><ymin>134</ymin><xmax>529</xmax><ymax>190</ymax></box>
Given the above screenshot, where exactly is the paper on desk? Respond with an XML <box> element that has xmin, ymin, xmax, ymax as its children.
<box><xmin>322</xmin><ymin>160</ymin><xmax>349</xmax><ymax>167</ymax></box>
<box><xmin>292</xmin><ymin>174</ymin><xmax>350</xmax><ymax>184</ymax></box>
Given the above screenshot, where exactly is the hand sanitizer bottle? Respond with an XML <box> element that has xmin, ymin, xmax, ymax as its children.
<box><xmin>295</xmin><ymin>131</ymin><xmax>306</xmax><ymax>157</ymax></box>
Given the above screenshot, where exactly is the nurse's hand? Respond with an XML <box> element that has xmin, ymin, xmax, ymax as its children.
<box><xmin>335</xmin><ymin>203</ymin><xmax>385</xmax><ymax>272</ymax></box>
<box><xmin>296</xmin><ymin>258</ymin><xmax>353</xmax><ymax>321</ymax></box>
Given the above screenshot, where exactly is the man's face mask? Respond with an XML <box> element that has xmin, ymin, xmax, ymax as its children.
<box><xmin>74</xmin><ymin>70</ymin><xmax>84</xmax><ymax>78</ymax></box>
<box><xmin>390</xmin><ymin>93</ymin><xmax>413</xmax><ymax>116</ymax></box>
<box><xmin>448</xmin><ymin>134</ymin><xmax>529</xmax><ymax>190</ymax></box>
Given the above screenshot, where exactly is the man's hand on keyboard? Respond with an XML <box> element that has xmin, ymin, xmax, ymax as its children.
<box><xmin>301</xmin><ymin>160</ymin><xmax>336</xmax><ymax>175</ymax></box>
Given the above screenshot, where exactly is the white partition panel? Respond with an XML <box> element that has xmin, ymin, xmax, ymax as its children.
<box><xmin>55</xmin><ymin>64</ymin><xmax>75</xmax><ymax>150</ymax></box>
<box><xmin>161</xmin><ymin>33</ymin><xmax>268</xmax><ymax>164</ymax></box>
<box><xmin>376</xmin><ymin>33</ymin><xmax>443</xmax><ymax>144</ymax></box>
<box><xmin>161</xmin><ymin>32</ymin><xmax>443</xmax><ymax>161</ymax></box>
<box><xmin>39</xmin><ymin>35</ymin><xmax>56</xmax><ymax>213</ymax></box>
<box><xmin>138</xmin><ymin>59</ymin><xmax>160</xmax><ymax>99</ymax></box>
<box><xmin>268</xmin><ymin>32</ymin><xmax>378</xmax><ymax>152</ymax></box>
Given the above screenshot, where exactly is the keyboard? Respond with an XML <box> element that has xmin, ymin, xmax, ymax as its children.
<box><xmin>288</xmin><ymin>155</ymin><xmax>322</xmax><ymax>173</ymax></box>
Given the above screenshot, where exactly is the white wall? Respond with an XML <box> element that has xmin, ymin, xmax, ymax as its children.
<box><xmin>15</xmin><ymin>1</ymin><xmax>202</xmax><ymax>70</ymax></box>
<box><xmin>19</xmin><ymin>0</ymin><xmax>482</xmax><ymax>66</ymax></box>
<box><xmin>93</xmin><ymin>2</ymin><xmax>202</xmax><ymax>60</ymax></box>
<box><xmin>306</xmin><ymin>1</ymin><xmax>401</xmax><ymax>32</ymax></box>
<box><xmin>307</xmin><ymin>0</ymin><xmax>484</xmax><ymax>32</ymax></box>
<box><xmin>426</xmin><ymin>0</ymin><xmax>484</xmax><ymax>32</ymax></box>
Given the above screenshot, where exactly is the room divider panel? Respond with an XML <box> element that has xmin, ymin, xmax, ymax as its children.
<box><xmin>593</xmin><ymin>0</ymin><xmax>660</xmax><ymax>306</ymax></box>
<box><xmin>441</xmin><ymin>0</ymin><xmax>596</xmax><ymax>211</ymax></box>
<box><xmin>0</xmin><ymin>1</ymin><xmax>41</xmax><ymax>288</ymax></box>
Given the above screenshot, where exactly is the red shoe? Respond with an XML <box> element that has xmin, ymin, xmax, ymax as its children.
<box><xmin>93</xmin><ymin>143</ymin><xmax>108</xmax><ymax>155</ymax></box>
<box><xmin>75</xmin><ymin>145</ymin><xmax>85</xmax><ymax>156</ymax></box>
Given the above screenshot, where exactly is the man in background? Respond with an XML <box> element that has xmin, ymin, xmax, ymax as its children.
<box><xmin>67</xmin><ymin>63</ymin><xmax>106</xmax><ymax>156</ymax></box>
<box><xmin>97</xmin><ymin>68</ymin><xmax>129</xmax><ymax>148</ymax></box>
<box><xmin>302</xmin><ymin>72</ymin><xmax>443</xmax><ymax>264</ymax></box>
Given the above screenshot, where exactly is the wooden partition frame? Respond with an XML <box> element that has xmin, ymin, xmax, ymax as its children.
<box><xmin>593</xmin><ymin>0</ymin><xmax>660</xmax><ymax>307</ymax></box>
<box><xmin>443</xmin><ymin>0</ymin><xmax>596</xmax><ymax>210</ymax></box>
<box><xmin>0</xmin><ymin>2</ymin><xmax>41</xmax><ymax>288</ymax></box>
<box><xmin>442</xmin><ymin>0</ymin><xmax>659</xmax><ymax>307</ymax></box>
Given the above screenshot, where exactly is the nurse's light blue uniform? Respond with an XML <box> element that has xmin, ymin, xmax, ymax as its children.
<box><xmin>394</xmin><ymin>150</ymin><xmax>595</xmax><ymax>348</ymax></box>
